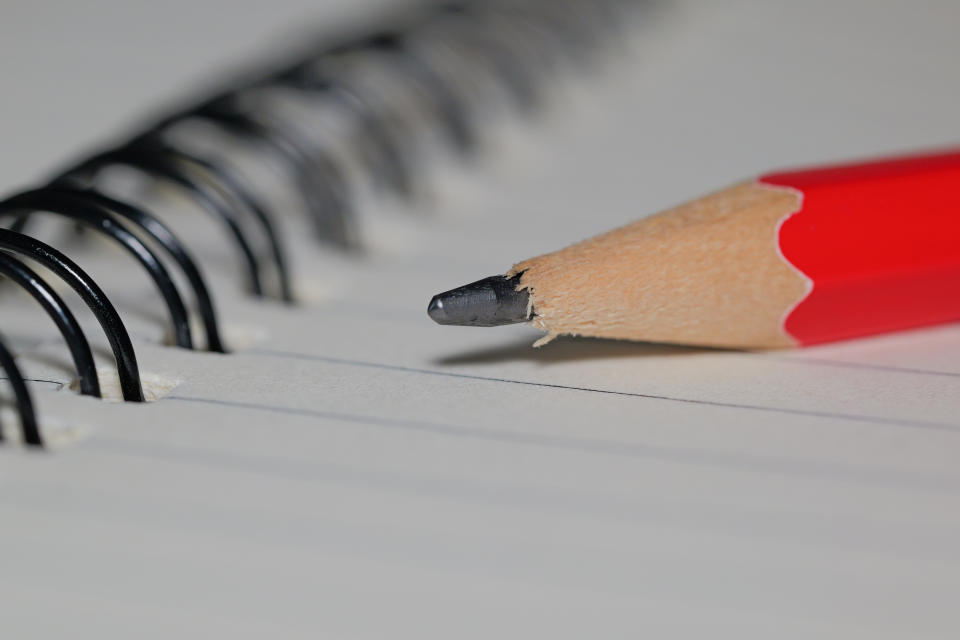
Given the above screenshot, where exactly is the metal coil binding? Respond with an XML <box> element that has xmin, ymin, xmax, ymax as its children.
<box><xmin>0</xmin><ymin>0</ymin><xmax>636</xmax><ymax>446</ymax></box>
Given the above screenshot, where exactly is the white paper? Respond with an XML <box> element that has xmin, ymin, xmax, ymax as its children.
<box><xmin>1</xmin><ymin>1</ymin><xmax>959</xmax><ymax>638</ymax></box>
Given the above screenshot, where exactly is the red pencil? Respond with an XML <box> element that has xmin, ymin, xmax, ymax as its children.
<box><xmin>429</xmin><ymin>148</ymin><xmax>960</xmax><ymax>348</ymax></box>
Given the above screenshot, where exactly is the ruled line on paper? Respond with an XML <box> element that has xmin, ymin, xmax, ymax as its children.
<box><xmin>306</xmin><ymin>301</ymin><xmax>960</xmax><ymax>377</ymax></box>
<box><xmin>54</xmin><ymin>435</ymin><xmax>959</xmax><ymax>559</ymax></box>
<box><xmin>0</xmin><ymin>377</ymin><xmax>65</xmax><ymax>390</ymax></box>
<box><xmin>245</xmin><ymin>349</ymin><xmax>960</xmax><ymax>432</ymax></box>
<box><xmin>99</xmin><ymin>395</ymin><xmax>960</xmax><ymax>496</ymax></box>
<box><xmin>764</xmin><ymin>355</ymin><xmax>960</xmax><ymax>378</ymax></box>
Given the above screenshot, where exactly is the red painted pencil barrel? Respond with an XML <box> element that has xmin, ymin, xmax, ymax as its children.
<box><xmin>759</xmin><ymin>148</ymin><xmax>960</xmax><ymax>345</ymax></box>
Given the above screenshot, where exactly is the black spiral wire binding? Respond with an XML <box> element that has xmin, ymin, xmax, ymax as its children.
<box><xmin>2</xmin><ymin>190</ymin><xmax>195</xmax><ymax>350</ymax></box>
<box><xmin>0</xmin><ymin>228</ymin><xmax>145</xmax><ymax>402</ymax></box>
<box><xmin>38</xmin><ymin>186</ymin><xmax>227</xmax><ymax>353</ymax></box>
<box><xmin>0</xmin><ymin>334</ymin><xmax>41</xmax><ymax>446</ymax></box>
<box><xmin>0</xmin><ymin>0</ymin><xmax>634</xmax><ymax>446</ymax></box>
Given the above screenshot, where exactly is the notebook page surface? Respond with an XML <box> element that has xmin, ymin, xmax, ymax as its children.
<box><xmin>1</xmin><ymin>1</ymin><xmax>959</xmax><ymax>638</ymax></box>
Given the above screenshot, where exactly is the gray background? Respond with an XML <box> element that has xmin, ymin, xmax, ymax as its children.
<box><xmin>0</xmin><ymin>1</ymin><xmax>958</xmax><ymax>638</ymax></box>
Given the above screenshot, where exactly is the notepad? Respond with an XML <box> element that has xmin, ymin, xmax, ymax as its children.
<box><xmin>1</xmin><ymin>1</ymin><xmax>959</xmax><ymax>638</ymax></box>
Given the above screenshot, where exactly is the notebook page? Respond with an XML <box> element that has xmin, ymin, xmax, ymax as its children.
<box><xmin>2</xmin><ymin>1</ymin><xmax>960</xmax><ymax>638</ymax></box>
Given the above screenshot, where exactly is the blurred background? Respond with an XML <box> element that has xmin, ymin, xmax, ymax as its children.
<box><xmin>1</xmin><ymin>0</ymin><xmax>957</xmax><ymax>194</ymax></box>
<box><xmin>0</xmin><ymin>1</ymin><xmax>958</xmax><ymax>638</ymax></box>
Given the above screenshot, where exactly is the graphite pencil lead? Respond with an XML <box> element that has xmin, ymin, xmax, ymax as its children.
<box><xmin>427</xmin><ymin>275</ymin><xmax>531</xmax><ymax>327</ymax></box>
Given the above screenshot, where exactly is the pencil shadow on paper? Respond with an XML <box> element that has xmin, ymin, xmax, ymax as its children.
<box><xmin>433</xmin><ymin>336</ymin><xmax>733</xmax><ymax>366</ymax></box>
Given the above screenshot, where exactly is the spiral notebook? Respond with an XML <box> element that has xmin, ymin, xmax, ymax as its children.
<box><xmin>2</xmin><ymin>0</ymin><xmax>960</xmax><ymax>637</ymax></box>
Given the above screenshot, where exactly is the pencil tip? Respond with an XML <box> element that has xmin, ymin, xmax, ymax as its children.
<box><xmin>427</xmin><ymin>275</ymin><xmax>530</xmax><ymax>327</ymax></box>
<box><xmin>426</xmin><ymin>294</ymin><xmax>448</xmax><ymax>324</ymax></box>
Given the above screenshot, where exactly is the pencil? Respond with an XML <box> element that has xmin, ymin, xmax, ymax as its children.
<box><xmin>428</xmin><ymin>148</ymin><xmax>960</xmax><ymax>348</ymax></box>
